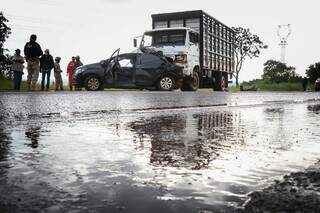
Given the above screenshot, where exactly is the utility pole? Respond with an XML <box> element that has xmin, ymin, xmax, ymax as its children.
<box><xmin>277</xmin><ymin>24</ymin><xmax>292</xmax><ymax>64</ymax></box>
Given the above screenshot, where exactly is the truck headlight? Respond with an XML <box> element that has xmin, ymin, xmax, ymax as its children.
<box><xmin>175</xmin><ymin>54</ymin><xmax>187</xmax><ymax>64</ymax></box>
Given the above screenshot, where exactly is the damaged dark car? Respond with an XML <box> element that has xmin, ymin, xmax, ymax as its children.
<box><xmin>74</xmin><ymin>49</ymin><xmax>183</xmax><ymax>91</ymax></box>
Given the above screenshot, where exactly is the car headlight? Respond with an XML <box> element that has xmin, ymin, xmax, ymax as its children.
<box><xmin>73</xmin><ymin>67</ymin><xmax>85</xmax><ymax>80</ymax></box>
<box><xmin>175</xmin><ymin>54</ymin><xmax>187</xmax><ymax>64</ymax></box>
<box><xmin>75</xmin><ymin>67</ymin><xmax>84</xmax><ymax>75</ymax></box>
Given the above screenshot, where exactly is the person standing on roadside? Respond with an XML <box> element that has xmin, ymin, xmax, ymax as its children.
<box><xmin>67</xmin><ymin>56</ymin><xmax>76</xmax><ymax>91</ymax></box>
<box><xmin>75</xmin><ymin>56</ymin><xmax>83</xmax><ymax>69</ymax></box>
<box><xmin>40</xmin><ymin>49</ymin><xmax>54</xmax><ymax>91</ymax></box>
<box><xmin>74</xmin><ymin>56</ymin><xmax>83</xmax><ymax>90</ymax></box>
<box><xmin>24</xmin><ymin>34</ymin><xmax>43</xmax><ymax>91</ymax></box>
<box><xmin>11</xmin><ymin>49</ymin><xmax>25</xmax><ymax>91</ymax></box>
<box><xmin>53</xmin><ymin>57</ymin><xmax>63</xmax><ymax>91</ymax></box>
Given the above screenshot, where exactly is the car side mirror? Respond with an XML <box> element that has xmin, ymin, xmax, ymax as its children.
<box><xmin>133</xmin><ymin>39</ymin><xmax>137</xmax><ymax>48</ymax></box>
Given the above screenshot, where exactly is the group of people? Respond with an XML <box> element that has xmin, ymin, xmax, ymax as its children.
<box><xmin>11</xmin><ymin>34</ymin><xmax>83</xmax><ymax>91</ymax></box>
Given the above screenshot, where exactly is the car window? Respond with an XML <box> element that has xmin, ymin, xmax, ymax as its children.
<box><xmin>139</xmin><ymin>54</ymin><xmax>163</xmax><ymax>69</ymax></box>
<box><xmin>119</xmin><ymin>58</ymin><xmax>134</xmax><ymax>68</ymax></box>
<box><xmin>118</xmin><ymin>56</ymin><xmax>135</xmax><ymax>68</ymax></box>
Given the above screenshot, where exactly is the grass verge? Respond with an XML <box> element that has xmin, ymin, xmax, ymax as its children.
<box><xmin>0</xmin><ymin>77</ymin><xmax>310</xmax><ymax>92</ymax></box>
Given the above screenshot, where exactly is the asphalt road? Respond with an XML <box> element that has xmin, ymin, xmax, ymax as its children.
<box><xmin>0</xmin><ymin>91</ymin><xmax>320</xmax><ymax>212</ymax></box>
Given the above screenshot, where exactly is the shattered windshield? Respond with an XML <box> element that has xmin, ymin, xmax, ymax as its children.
<box><xmin>148</xmin><ymin>30</ymin><xmax>186</xmax><ymax>46</ymax></box>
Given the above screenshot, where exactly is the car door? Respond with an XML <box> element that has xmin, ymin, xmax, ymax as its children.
<box><xmin>134</xmin><ymin>53</ymin><xmax>165</xmax><ymax>86</ymax></box>
<box><xmin>113</xmin><ymin>54</ymin><xmax>136</xmax><ymax>88</ymax></box>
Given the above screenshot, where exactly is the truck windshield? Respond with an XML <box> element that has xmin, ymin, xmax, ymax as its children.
<box><xmin>147</xmin><ymin>30</ymin><xmax>186</xmax><ymax>46</ymax></box>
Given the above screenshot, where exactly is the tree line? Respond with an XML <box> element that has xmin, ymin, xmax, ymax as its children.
<box><xmin>262</xmin><ymin>60</ymin><xmax>320</xmax><ymax>85</ymax></box>
<box><xmin>0</xmin><ymin>11</ymin><xmax>11</xmax><ymax>78</ymax></box>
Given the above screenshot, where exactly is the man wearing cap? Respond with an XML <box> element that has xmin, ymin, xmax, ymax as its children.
<box><xmin>11</xmin><ymin>49</ymin><xmax>25</xmax><ymax>91</ymax></box>
<box><xmin>40</xmin><ymin>49</ymin><xmax>54</xmax><ymax>91</ymax></box>
<box><xmin>24</xmin><ymin>34</ymin><xmax>43</xmax><ymax>91</ymax></box>
<box><xmin>53</xmin><ymin>57</ymin><xmax>64</xmax><ymax>91</ymax></box>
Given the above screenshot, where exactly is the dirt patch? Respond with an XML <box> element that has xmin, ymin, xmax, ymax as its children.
<box><xmin>240</xmin><ymin>161</ymin><xmax>320</xmax><ymax>213</ymax></box>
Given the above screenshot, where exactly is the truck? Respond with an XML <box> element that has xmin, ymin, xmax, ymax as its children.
<box><xmin>134</xmin><ymin>10</ymin><xmax>235</xmax><ymax>91</ymax></box>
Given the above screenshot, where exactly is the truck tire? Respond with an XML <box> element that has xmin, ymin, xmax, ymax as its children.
<box><xmin>181</xmin><ymin>70</ymin><xmax>200</xmax><ymax>91</ymax></box>
<box><xmin>85</xmin><ymin>75</ymin><xmax>103</xmax><ymax>91</ymax></box>
<box><xmin>158</xmin><ymin>76</ymin><xmax>175</xmax><ymax>91</ymax></box>
<box><xmin>213</xmin><ymin>72</ymin><xmax>226</xmax><ymax>91</ymax></box>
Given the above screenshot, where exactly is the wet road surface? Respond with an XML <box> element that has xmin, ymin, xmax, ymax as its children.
<box><xmin>0</xmin><ymin>91</ymin><xmax>320</xmax><ymax>212</ymax></box>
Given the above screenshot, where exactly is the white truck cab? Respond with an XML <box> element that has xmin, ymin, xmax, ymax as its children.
<box><xmin>139</xmin><ymin>27</ymin><xmax>200</xmax><ymax>78</ymax></box>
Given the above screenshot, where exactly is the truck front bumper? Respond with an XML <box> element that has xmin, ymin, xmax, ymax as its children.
<box><xmin>175</xmin><ymin>63</ymin><xmax>192</xmax><ymax>76</ymax></box>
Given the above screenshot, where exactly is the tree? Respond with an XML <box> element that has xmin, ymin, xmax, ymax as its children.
<box><xmin>0</xmin><ymin>11</ymin><xmax>12</xmax><ymax>77</ymax></box>
<box><xmin>232</xmin><ymin>27</ymin><xmax>267</xmax><ymax>86</ymax></box>
<box><xmin>262</xmin><ymin>60</ymin><xmax>298</xmax><ymax>83</ymax></box>
<box><xmin>306</xmin><ymin>62</ymin><xmax>320</xmax><ymax>84</ymax></box>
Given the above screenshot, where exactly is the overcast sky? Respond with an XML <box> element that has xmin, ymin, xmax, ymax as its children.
<box><xmin>2</xmin><ymin>0</ymin><xmax>320</xmax><ymax>81</ymax></box>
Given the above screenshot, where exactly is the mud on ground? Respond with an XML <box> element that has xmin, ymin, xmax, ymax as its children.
<box><xmin>241</xmin><ymin>161</ymin><xmax>320</xmax><ymax>213</ymax></box>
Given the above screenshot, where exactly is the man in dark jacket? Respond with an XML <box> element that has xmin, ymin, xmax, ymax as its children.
<box><xmin>74</xmin><ymin>56</ymin><xmax>83</xmax><ymax>90</ymax></box>
<box><xmin>40</xmin><ymin>49</ymin><xmax>54</xmax><ymax>91</ymax></box>
<box><xmin>74</xmin><ymin>56</ymin><xmax>83</xmax><ymax>69</ymax></box>
<box><xmin>24</xmin><ymin>34</ymin><xmax>43</xmax><ymax>91</ymax></box>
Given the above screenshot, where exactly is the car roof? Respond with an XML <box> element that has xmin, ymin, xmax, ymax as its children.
<box><xmin>119</xmin><ymin>53</ymin><xmax>137</xmax><ymax>57</ymax></box>
<box><xmin>111</xmin><ymin>52</ymin><xmax>154</xmax><ymax>60</ymax></box>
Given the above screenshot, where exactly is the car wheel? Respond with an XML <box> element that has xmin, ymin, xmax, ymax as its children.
<box><xmin>158</xmin><ymin>76</ymin><xmax>175</xmax><ymax>91</ymax></box>
<box><xmin>85</xmin><ymin>75</ymin><xmax>102</xmax><ymax>91</ymax></box>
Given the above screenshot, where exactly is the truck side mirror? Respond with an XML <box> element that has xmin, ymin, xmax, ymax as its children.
<box><xmin>133</xmin><ymin>39</ymin><xmax>137</xmax><ymax>48</ymax></box>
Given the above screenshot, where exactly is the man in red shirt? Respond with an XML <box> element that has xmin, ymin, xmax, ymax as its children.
<box><xmin>67</xmin><ymin>56</ymin><xmax>76</xmax><ymax>91</ymax></box>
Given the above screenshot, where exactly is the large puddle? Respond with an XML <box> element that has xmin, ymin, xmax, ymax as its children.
<box><xmin>0</xmin><ymin>92</ymin><xmax>320</xmax><ymax>212</ymax></box>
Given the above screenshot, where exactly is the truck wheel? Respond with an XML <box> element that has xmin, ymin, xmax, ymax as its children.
<box><xmin>85</xmin><ymin>75</ymin><xmax>103</xmax><ymax>91</ymax></box>
<box><xmin>181</xmin><ymin>71</ymin><xmax>200</xmax><ymax>91</ymax></box>
<box><xmin>213</xmin><ymin>72</ymin><xmax>226</xmax><ymax>91</ymax></box>
<box><xmin>158</xmin><ymin>76</ymin><xmax>175</xmax><ymax>91</ymax></box>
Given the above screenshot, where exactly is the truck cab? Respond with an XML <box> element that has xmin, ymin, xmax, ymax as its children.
<box><xmin>140</xmin><ymin>27</ymin><xmax>200</xmax><ymax>78</ymax></box>
<box><xmin>135</xmin><ymin>28</ymin><xmax>201</xmax><ymax>91</ymax></box>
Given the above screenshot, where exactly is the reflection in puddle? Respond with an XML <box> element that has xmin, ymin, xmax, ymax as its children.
<box><xmin>264</xmin><ymin>107</ymin><xmax>285</xmax><ymax>114</ymax></box>
<box><xmin>25</xmin><ymin>127</ymin><xmax>41</xmax><ymax>148</ymax></box>
<box><xmin>0</xmin><ymin>125</ymin><xmax>11</xmax><ymax>162</ymax></box>
<box><xmin>128</xmin><ymin>111</ymin><xmax>244</xmax><ymax>170</ymax></box>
